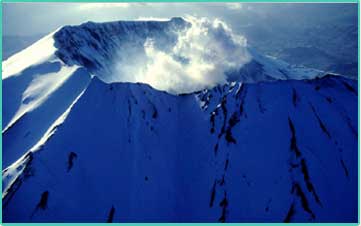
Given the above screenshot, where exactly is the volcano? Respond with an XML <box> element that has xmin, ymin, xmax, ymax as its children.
<box><xmin>2</xmin><ymin>17</ymin><xmax>358</xmax><ymax>222</ymax></box>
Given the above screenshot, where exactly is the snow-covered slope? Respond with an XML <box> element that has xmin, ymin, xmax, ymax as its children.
<box><xmin>2</xmin><ymin>17</ymin><xmax>358</xmax><ymax>222</ymax></box>
<box><xmin>2</xmin><ymin>17</ymin><xmax>325</xmax><ymax>169</ymax></box>
<box><xmin>3</xmin><ymin>75</ymin><xmax>357</xmax><ymax>222</ymax></box>
<box><xmin>2</xmin><ymin>62</ymin><xmax>91</xmax><ymax>167</ymax></box>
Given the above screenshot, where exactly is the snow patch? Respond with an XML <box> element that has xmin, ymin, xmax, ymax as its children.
<box><xmin>30</xmin><ymin>89</ymin><xmax>86</xmax><ymax>154</ymax></box>
<box><xmin>2</xmin><ymin>30</ymin><xmax>59</xmax><ymax>79</ymax></box>
<box><xmin>3</xmin><ymin>64</ymin><xmax>81</xmax><ymax>133</ymax></box>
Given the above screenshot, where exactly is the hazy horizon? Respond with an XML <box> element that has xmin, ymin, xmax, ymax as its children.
<box><xmin>3</xmin><ymin>3</ymin><xmax>357</xmax><ymax>36</ymax></box>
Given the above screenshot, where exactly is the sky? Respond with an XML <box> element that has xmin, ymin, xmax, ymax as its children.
<box><xmin>5</xmin><ymin>2</ymin><xmax>357</xmax><ymax>36</ymax></box>
<box><xmin>3</xmin><ymin>3</ymin><xmax>249</xmax><ymax>36</ymax></box>
<box><xmin>3</xmin><ymin>3</ymin><xmax>357</xmax><ymax>36</ymax></box>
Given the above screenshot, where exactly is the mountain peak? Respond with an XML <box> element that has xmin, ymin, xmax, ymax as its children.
<box><xmin>2</xmin><ymin>16</ymin><xmax>357</xmax><ymax>223</ymax></box>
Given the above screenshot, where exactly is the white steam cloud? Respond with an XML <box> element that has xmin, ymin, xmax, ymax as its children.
<box><xmin>113</xmin><ymin>16</ymin><xmax>251</xmax><ymax>94</ymax></box>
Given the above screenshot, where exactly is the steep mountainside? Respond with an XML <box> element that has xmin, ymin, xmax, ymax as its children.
<box><xmin>3</xmin><ymin>75</ymin><xmax>357</xmax><ymax>222</ymax></box>
<box><xmin>2</xmin><ymin>34</ymin><xmax>45</xmax><ymax>60</ymax></box>
<box><xmin>2</xmin><ymin>18</ymin><xmax>358</xmax><ymax>222</ymax></box>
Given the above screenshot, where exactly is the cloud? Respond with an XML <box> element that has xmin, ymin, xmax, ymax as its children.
<box><xmin>77</xmin><ymin>3</ymin><xmax>130</xmax><ymax>11</ymax></box>
<box><xmin>225</xmin><ymin>3</ymin><xmax>243</xmax><ymax>10</ymax></box>
<box><xmin>112</xmin><ymin>17</ymin><xmax>251</xmax><ymax>94</ymax></box>
<box><xmin>135</xmin><ymin>17</ymin><xmax>170</xmax><ymax>21</ymax></box>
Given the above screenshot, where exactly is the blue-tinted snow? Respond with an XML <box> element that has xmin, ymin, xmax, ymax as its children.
<box><xmin>3</xmin><ymin>75</ymin><xmax>357</xmax><ymax>222</ymax></box>
<box><xmin>2</xmin><ymin>18</ymin><xmax>358</xmax><ymax>223</ymax></box>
